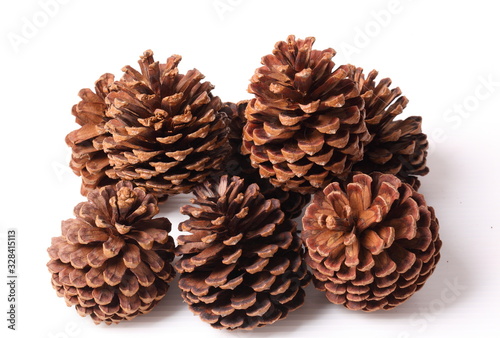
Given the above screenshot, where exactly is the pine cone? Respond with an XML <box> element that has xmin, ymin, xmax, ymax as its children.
<box><xmin>351</xmin><ymin>69</ymin><xmax>429</xmax><ymax>178</ymax></box>
<box><xmin>47</xmin><ymin>181</ymin><xmax>175</xmax><ymax>324</ymax></box>
<box><xmin>175</xmin><ymin>175</ymin><xmax>310</xmax><ymax>330</ymax></box>
<box><xmin>65</xmin><ymin>74</ymin><xmax>119</xmax><ymax>196</ymax></box>
<box><xmin>222</xmin><ymin>101</ymin><xmax>311</xmax><ymax>218</ymax></box>
<box><xmin>242</xmin><ymin>35</ymin><xmax>371</xmax><ymax>194</ymax></box>
<box><xmin>102</xmin><ymin>50</ymin><xmax>230</xmax><ymax>198</ymax></box>
<box><xmin>302</xmin><ymin>172</ymin><xmax>441</xmax><ymax>311</ymax></box>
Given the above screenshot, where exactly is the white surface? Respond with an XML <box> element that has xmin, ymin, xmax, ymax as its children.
<box><xmin>1</xmin><ymin>0</ymin><xmax>499</xmax><ymax>337</ymax></box>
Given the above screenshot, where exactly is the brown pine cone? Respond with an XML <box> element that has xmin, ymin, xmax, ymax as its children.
<box><xmin>222</xmin><ymin>101</ymin><xmax>311</xmax><ymax>218</ymax></box>
<box><xmin>302</xmin><ymin>172</ymin><xmax>441</xmax><ymax>311</ymax></box>
<box><xmin>65</xmin><ymin>74</ymin><xmax>119</xmax><ymax>196</ymax></box>
<box><xmin>175</xmin><ymin>175</ymin><xmax>310</xmax><ymax>330</ymax></box>
<box><xmin>47</xmin><ymin>181</ymin><xmax>175</xmax><ymax>324</ymax></box>
<box><xmin>351</xmin><ymin>69</ymin><xmax>429</xmax><ymax>178</ymax></box>
<box><xmin>242</xmin><ymin>35</ymin><xmax>371</xmax><ymax>194</ymax></box>
<box><xmin>102</xmin><ymin>50</ymin><xmax>230</xmax><ymax>198</ymax></box>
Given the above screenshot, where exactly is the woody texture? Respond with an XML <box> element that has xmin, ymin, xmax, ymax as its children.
<box><xmin>54</xmin><ymin>35</ymin><xmax>442</xmax><ymax>329</ymax></box>
<box><xmin>242</xmin><ymin>35</ymin><xmax>371</xmax><ymax>194</ymax></box>
<box><xmin>175</xmin><ymin>175</ymin><xmax>310</xmax><ymax>329</ymax></box>
<box><xmin>301</xmin><ymin>172</ymin><xmax>441</xmax><ymax>311</ymax></box>
<box><xmin>66</xmin><ymin>50</ymin><xmax>230</xmax><ymax>200</ymax></box>
<box><xmin>47</xmin><ymin>181</ymin><xmax>176</xmax><ymax>324</ymax></box>
<box><xmin>350</xmin><ymin>68</ymin><xmax>429</xmax><ymax>181</ymax></box>
<box><xmin>65</xmin><ymin>73</ymin><xmax>119</xmax><ymax>196</ymax></box>
<box><xmin>222</xmin><ymin>101</ymin><xmax>311</xmax><ymax>219</ymax></box>
<box><xmin>102</xmin><ymin>50</ymin><xmax>230</xmax><ymax>198</ymax></box>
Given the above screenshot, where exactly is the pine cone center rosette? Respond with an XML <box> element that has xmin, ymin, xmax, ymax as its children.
<box><xmin>102</xmin><ymin>50</ymin><xmax>230</xmax><ymax>198</ymax></box>
<box><xmin>242</xmin><ymin>35</ymin><xmax>370</xmax><ymax>194</ymax></box>
<box><xmin>175</xmin><ymin>175</ymin><xmax>310</xmax><ymax>330</ymax></box>
<box><xmin>47</xmin><ymin>181</ymin><xmax>175</xmax><ymax>324</ymax></box>
<box><xmin>302</xmin><ymin>172</ymin><xmax>441</xmax><ymax>311</ymax></box>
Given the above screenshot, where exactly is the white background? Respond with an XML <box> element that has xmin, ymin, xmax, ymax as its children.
<box><xmin>1</xmin><ymin>0</ymin><xmax>499</xmax><ymax>337</ymax></box>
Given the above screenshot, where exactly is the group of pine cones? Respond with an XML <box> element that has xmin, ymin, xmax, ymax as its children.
<box><xmin>47</xmin><ymin>35</ymin><xmax>442</xmax><ymax>330</ymax></box>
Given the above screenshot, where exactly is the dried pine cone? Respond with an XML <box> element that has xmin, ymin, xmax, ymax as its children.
<box><xmin>351</xmin><ymin>69</ymin><xmax>429</xmax><ymax>178</ymax></box>
<box><xmin>302</xmin><ymin>172</ymin><xmax>441</xmax><ymax>311</ymax></box>
<box><xmin>242</xmin><ymin>35</ymin><xmax>370</xmax><ymax>194</ymax></box>
<box><xmin>175</xmin><ymin>175</ymin><xmax>310</xmax><ymax>330</ymax></box>
<box><xmin>65</xmin><ymin>74</ymin><xmax>119</xmax><ymax>196</ymax></box>
<box><xmin>102</xmin><ymin>50</ymin><xmax>230</xmax><ymax>198</ymax></box>
<box><xmin>222</xmin><ymin>101</ymin><xmax>310</xmax><ymax>218</ymax></box>
<box><xmin>47</xmin><ymin>181</ymin><xmax>175</xmax><ymax>324</ymax></box>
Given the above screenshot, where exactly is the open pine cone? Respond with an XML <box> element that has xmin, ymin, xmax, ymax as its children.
<box><xmin>302</xmin><ymin>172</ymin><xmax>441</xmax><ymax>311</ymax></box>
<box><xmin>351</xmin><ymin>69</ymin><xmax>429</xmax><ymax>179</ymax></box>
<box><xmin>175</xmin><ymin>175</ymin><xmax>310</xmax><ymax>330</ymax></box>
<box><xmin>242</xmin><ymin>35</ymin><xmax>371</xmax><ymax>194</ymax></box>
<box><xmin>47</xmin><ymin>181</ymin><xmax>175</xmax><ymax>324</ymax></box>
<box><xmin>65</xmin><ymin>74</ymin><xmax>119</xmax><ymax>196</ymax></box>
<box><xmin>222</xmin><ymin>101</ymin><xmax>310</xmax><ymax>218</ymax></box>
<box><xmin>75</xmin><ymin>50</ymin><xmax>229</xmax><ymax>198</ymax></box>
